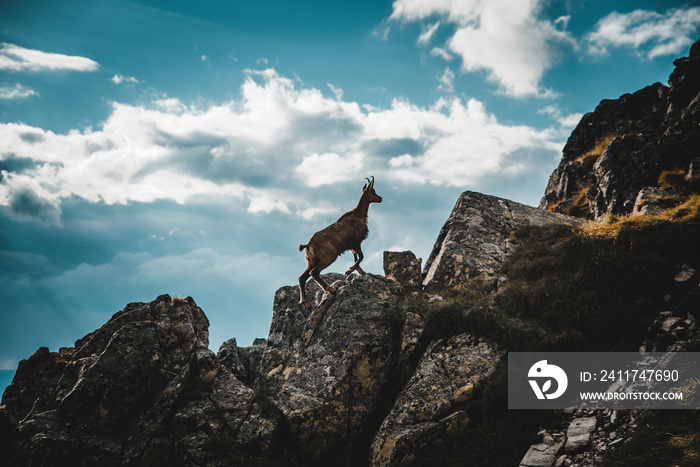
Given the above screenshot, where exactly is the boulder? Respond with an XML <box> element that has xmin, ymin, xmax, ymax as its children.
<box><xmin>564</xmin><ymin>417</ymin><xmax>597</xmax><ymax>452</ymax></box>
<box><xmin>370</xmin><ymin>333</ymin><xmax>503</xmax><ymax>466</ymax></box>
<box><xmin>422</xmin><ymin>191</ymin><xmax>583</xmax><ymax>292</ymax></box>
<box><xmin>258</xmin><ymin>273</ymin><xmax>408</xmax><ymax>464</ymax></box>
<box><xmin>519</xmin><ymin>440</ymin><xmax>565</xmax><ymax>467</ymax></box>
<box><xmin>383</xmin><ymin>250</ymin><xmax>422</xmax><ymax>289</ymax></box>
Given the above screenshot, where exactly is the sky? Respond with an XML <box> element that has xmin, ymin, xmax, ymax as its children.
<box><xmin>1</xmin><ymin>0</ymin><xmax>699</xmax><ymax>395</ymax></box>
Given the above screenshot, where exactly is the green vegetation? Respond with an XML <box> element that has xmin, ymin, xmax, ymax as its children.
<box><xmin>600</xmin><ymin>411</ymin><xmax>700</xmax><ymax>467</ymax></box>
<box><xmin>406</xmin><ymin>181</ymin><xmax>700</xmax><ymax>465</ymax></box>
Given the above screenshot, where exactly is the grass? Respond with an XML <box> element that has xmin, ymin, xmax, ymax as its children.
<box><xmin>601</xmin><ymin>411</ymin><xmax>700</xmax><ymax>467</ymax></box>
<box><xmin>421</xmin><ymin>218</ymin><xmax>692</xmax><ymax>352</ymax></box>
<box><xmin>402</xmin><ymin>183</ymin><xmax>700</xmax><ymax>465</ymax></box>
<box><xmin>575</xmin><ymin>132</ymin><xmax>625</xmax><ymax>165</ymax></box>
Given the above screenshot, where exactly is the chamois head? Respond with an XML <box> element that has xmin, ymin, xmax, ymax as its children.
<box><xmin>362</xmin><ymin>176</ymin><xmax>382</xmax><ymax>204</ymax></box>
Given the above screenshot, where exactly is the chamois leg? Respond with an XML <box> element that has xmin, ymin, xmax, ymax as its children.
<box><xmin>346</xmin><ymin>248</ymin><xmax>365</xmax><ymax>275</ymax></box>
<box><xmin>311</xmin><ymin>269</ymin><xmax>336</xmax><ymax>295</ymax></box>
<box><xmin>298</xmin><ymin>267</ymin><xmax>312</xmax><ymax>308</ymax></box>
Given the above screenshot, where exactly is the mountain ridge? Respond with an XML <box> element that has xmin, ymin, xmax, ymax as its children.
<box><xmin>2</xmin><ymin>38</ymin><xmax>700</xmax><ymax>467</ymax></box>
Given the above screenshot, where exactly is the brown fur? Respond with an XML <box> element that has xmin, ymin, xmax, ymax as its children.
<box><xmin>298</xmin><ymin>177</ymin><xmax>382</xmax><ymax>308</ymax></box>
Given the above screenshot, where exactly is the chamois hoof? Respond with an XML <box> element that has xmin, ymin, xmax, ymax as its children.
<box><xmin>299</xmin><ymin>299</ymin><xmax>310</xmax><ymax>309</ymax></box>
<box><xmin>326</xmin><ymin>285</ymin><xmax>336</xmax><ymax>294</ymax></box>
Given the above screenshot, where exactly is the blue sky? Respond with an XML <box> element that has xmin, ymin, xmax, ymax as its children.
<box><xmin>1</xmin><ymin>0</ymin><xmax>699</xmax><ymax>394</ymax></box>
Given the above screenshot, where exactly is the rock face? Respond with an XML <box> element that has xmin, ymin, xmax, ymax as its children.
<box><xmin>383</xmin><ymin>251</ymin><xmax>422</xmax><ymax>289</ymax></box>
<box><xmin>0</xmin><ymin>296</ymin><xmax>288</xmax><ymax>466</ymax></box>
<box><xmin>0</xmin><ymin>188</ymin><xmax>584</xmax><ymax>466</ymax></box>
<box><xmin>541</xmin><ymin>39</ymin><xmax>700</xmax><ymax>219</ymax></box>
<box><xmin>257</xmin><ymin>273</ymin><xmax>409</xmax><ymax>465</ymax></box>
<box><xmin>422</xmin><ymin>191</ymin><xmax>583</xmax><ymax>292</ymax></box>
<box><xmin>5</xmin><ymin>184</ymin><xmax>558</xmax><ymax>466</ymax></box>
<box><xmin>370</xmin><ymin>334</ymin><xmax>502</xmax><ymax>466</ymax></box>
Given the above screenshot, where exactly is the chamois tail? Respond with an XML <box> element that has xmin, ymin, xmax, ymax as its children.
<box><xmin>298</xmin><ymin>244</ymin><xmax>308</xmax><ymax>252</ymax></box>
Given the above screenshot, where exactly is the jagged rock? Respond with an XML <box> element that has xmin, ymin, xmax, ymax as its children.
<box><xmin>564</xmin><ymin>417</ymin><xmax>597</xmax><ymax>452</ymax></box>
<box><xmin>541</xmin><ymin>38</ymin><xmax>700</xmax><ymax>219</ymax></box>
<box><xmin>588</xmin><ymin>135</ymin><xmax>662</xmax><ymax>218</ymax></box>
<box><xmin>541</xmin><ymin>82</ymin><xmax>668</xmax><ymax>218</ymax></box>
<box><xmin>398</xmin><ymin>312</ymin><xmax>424</xmax><ymax>363</ymax></box>
<box><xmin>383</xmin><ymin>251</ymin><xmax>422</xmax><ymax>289</ymax></box>
<box><xmin>217</xmin><ymin>337</ymin><xmax>268</xmax><ymax>385</ymax></box>
<box><xmin>370</xmin><ymin>334</ymin><xmax>503</xmax><ymax>466</ymax></box>
<box><xmin>422</xmin><ymin>190</ymin><xmax>583</xmax><ymax>292</ymax></box>
<box><xmin>0</xmin><ymin>295</ymin><xmax>289</xmax><ymax>466</ymax></box>
<box><xmin>217</xmin><ymin>337</ymin><xmax>247</xmax><ymax>378</ymax></box>
<box><xmin>674</xmin><ymin>264</ymin><xmax>696</xmax><ymax>282</ymax></box>
<box><xmin>520</xmin><ymin>440</ymin><xmax>565</xmax><ymax>467</ymax></box>
<box><xmin>632</xmin><ymin>186</ymin><xmax>669</xmax><ymax>217</ymax></box>
<box><xmin>258</xmin><ymin>273</ymin><xmax>406</xmax><ymax>465</ymax></box>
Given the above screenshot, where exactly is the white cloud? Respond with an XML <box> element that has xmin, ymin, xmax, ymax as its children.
<box><xmin>111</xmin><ymin>74</ymin><xmax>140</xmax><ymax>85</ymax></box>
<box><xmin>538</xmin><ymin>105</ymin><xmax>583</xmax><ymax>130</ymax></box>
<box><xmin>418</xmin><ymin>21</ymin><xmax>441</xmax><ymax>44</ymax></box>
<box><xmin>296</xmin><ymin>152</ymin><xmax>364</xmax><ymax>187</ymax></box>
<box><xmin>390</xmin><ymin>0</ymin><xmax>575</xmax><ymax>98</ymax></box>
<box><xmin>0</xmin><ymin>43</ymin><xmax>99</xmax><ymax>72</ymax></box>
<box><xmin>0</xmin><ymin>83</ymin><xmax>39</xmax><ymax>99</ymax></box>
<box><xmin>430</xmin><ymin>47</ymin><xmax>453</xmax><ymax>61</ymax></box>
<box><xmin>438</xmin><ymin>67</ymin><xmax>455</xmax><ymax>93</ymax></box>
<box><xmin>0</xmin><ymin>68</ymin><xmax>565</xmax><ymax>223</ymax></box>
<box><xmin>327</xmin><ymin>83</ymin><xmax>344</xmax><ymax>101</ymax></box>
<box><xmin>587</xmin><ymin>7</ymin><xmax>700</xmax><ymax>59</ymax></box>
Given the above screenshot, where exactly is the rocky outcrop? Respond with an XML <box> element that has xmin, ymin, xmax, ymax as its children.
<box><xmin>541</xmin><ymin>39</ymin><xmax>700</xmax><ymax>219</ymax></box>
<box><xmin>422</xmin><ymin>191</ymin><xmax>583</xmax><ymax>292</ymax></box>
<box><xmin>5</xmin><ymin>40</ymin><xmax>699</xmax><ymax>463</ymax></box>
<box><xmin>0</xmin><ymin>295</ymin><xmax>288</xmax><ymax>466</ymax></box>
<box><xmin>256</xmin><ymin>273</ymin><xmax>409</xmax><ymax>465</ymax></box>
<box><xmin>217</xmin><ymin>337</ymin><xmax>267</xmax><ymax>386</ymax></box>
<box><xmin>0</xmin><ymin>187</ymin><xmax>589</xmax><ymax>466</ymax></box>
<box><xmin>370</xmin><ymin>334</ymin><xmax>502</xmax><ymax>466</ymax></box>
<box><xmin>383</xmin><ymin>251</ymin><xmax>422</xmax><ymax>289</ymax></box>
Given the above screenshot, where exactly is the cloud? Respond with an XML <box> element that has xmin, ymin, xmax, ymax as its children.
<box><xmin>418</xmin><ymin>21</ymin><xmax>441</xmax><ymax>44</ymax></box>
<box><xmin>0</xmin><ymin>43</ymin><xmax>99</xmax><ymax>72</ymax></box>
<box><xmin>437</xmin><ymin>68</ymin><xmax>455</xmax><ymax>93</ymax></box>
<box><xmin>111</xmin><ymin>74</ymin><xmax>140</xmax><ymax>85</ymax></box>
<box><xmin>538</xmin><ymin>105</ymin><xmax>583</xmax><ymax>130</ymax></box>
<box><xmin>586</xmin><ymin>7</ymin><xmax>700</xmax><ymax>59</ymax></box>
<box><xmin>389</xmin><ymin>0</ymin><xmax>575</xmax><ymax>97</ymax></box>
<box><xmin>0</xmin><ymin>68</ymin><xmax>566</xmax><ymax>223</ymax></box>
<box><xmin>297</xmin><ymin>152</ymin><xmax>364</xmax><ymax>187</ymax></box>
<box><xmin>0</xmin><ymin>84</ymin><xmax>39</xmax><ymax>99</ymax></box>
<box><xmin>430</xmin><ymin>47</ymin><xmax>453</xmax><ymax>61</ymax></box>
<box><xmin>7</xmin><ymin>186</ymin><xmax>62</xmax><ymax>225</ymax></box>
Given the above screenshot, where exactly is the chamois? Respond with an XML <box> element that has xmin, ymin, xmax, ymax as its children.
<box><xmin>298</xmin><ymin>176</ymin><xmax>382</xmax><ymax>308</ymax></box>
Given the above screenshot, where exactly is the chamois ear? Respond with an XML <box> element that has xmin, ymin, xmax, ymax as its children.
<box><xmin>363</xmin><ymin>177</ymin><xmax>371</xmax><ymax>191</ymax></box>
